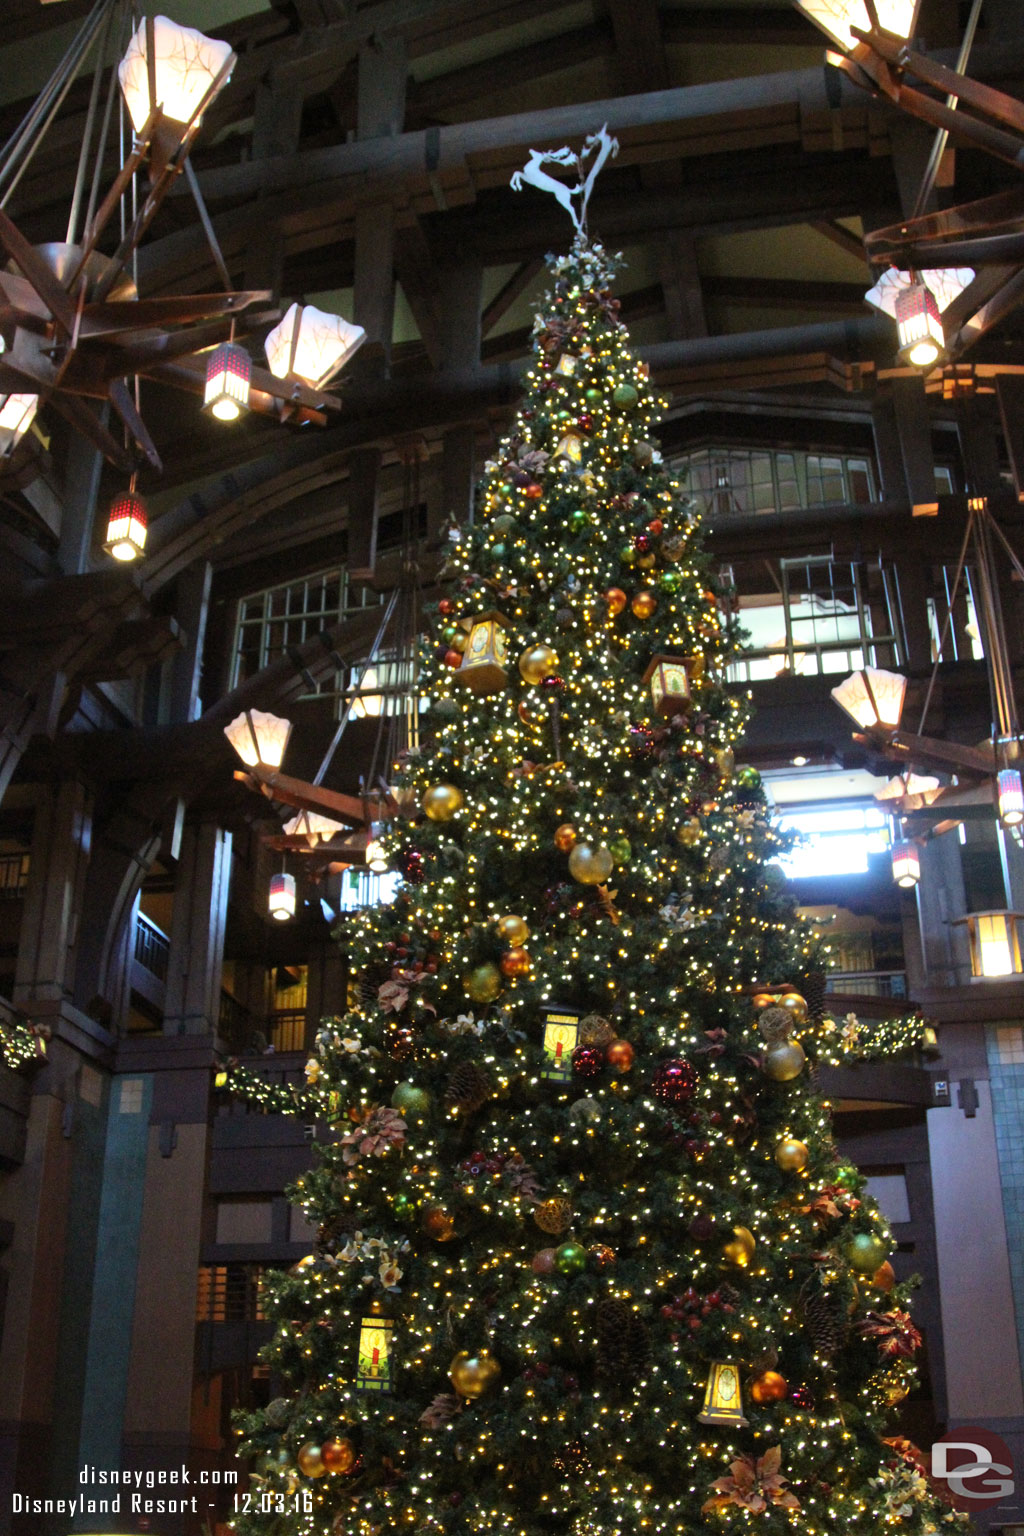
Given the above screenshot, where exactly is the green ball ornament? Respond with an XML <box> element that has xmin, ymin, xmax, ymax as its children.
<box><xmin>554</xmin><ymin>1241</ymin><xmax>588</xmax><ymax>1275</ymax></box>
<box><xmin>612</xmin><ymin>383</ymin><xmax>639</xmax><ymax>410</ymax></box>
<box><xmin>441</xmin><ymin>624</ymin><xmax>458</xmax><ymax>645</ymax></box>
<box><xmin>491</xmin><ymin>543</ymin><xmax>507</xmax><ymax>561</ymax></box>
<box><xmin>608</xmin><ymin>837</ymin><xmax>631</xmax><ymax>865</ymax></box>
<box><xmin>845</xmin><ymin>1231</ymin><xmax>890</xmax><ymax>1275</ymax></box>
<box><xmin>392</xmin><ymin>1191</ymin><xmax>418</xmax><ymax>1221</ymax></box>
<box><xmin>584</xmin><ymin>387</ymin><xmax>603</xmax><ymax>407</ymax></box>
<box><xmin>391</xmin><ymin>1082</ymin><xmax>431</xmax><ymax>1118</ymax></box>
<box><xmin>556</xmin><ymin>408</ymin><xmax>573</xmax><ymax>423</ymax></box>
<box><xmin>492</xmin><ymin>513</ymin><xmax>516</xmax><ymax>535</ymax></box>
<box><xmin>570</xmin><ymin>509</ymin><xmax>589</xmax><ymax>531</ymax></box>
<box><xmin>465</xmin><ymin>963</ymin><xmax>502</xmax><ymax>1004</ymax></box>
<box><xmin>659</xmin><ymin>571</ymin><xmax>680</xmax><ymax>592</ymax></box>
<box><xmin>619</xmin><ymin>543</ymin><xmax>638</xmax><ymax>567</ymax></box>
<box><xmin>736</xmin><ymin>765</ymin><xmax>761</xmax><ymax>789</ymax></box>
<box><xmin>834</xmin><ymin>1164</ymin><xmax>860</xmax><ymax>1192</ymax></box>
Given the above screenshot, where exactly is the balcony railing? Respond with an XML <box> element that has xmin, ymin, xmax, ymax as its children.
<box><xmin>269</xmin><ymin>1009</ymin><xmax>307</xmax><ymax>1052</ymax></box>
<box><xmin>826</xmin><ymin>970</ymin><xmax>908</xmax><ymax>999</ymax></box>
<box><xmin>133</xmin><ymin>912</ymin><xmax>170</xmax><ymax>981</ymax></box>
<box><xmin>196</xmin><ymin>1263</ymin><xmax>268</xmax><ymax>1323</ymax></box>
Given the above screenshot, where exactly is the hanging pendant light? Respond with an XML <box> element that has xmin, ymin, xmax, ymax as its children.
<box><xmin>895</xmin><ymin>280</ymin><xmax>946</xmax><ymax>369</ymax></box>
<box><xmin>890</xmin><ymin>839</ymin><xmax>921</xmax><ymax>888</ymax></box>
<box><xmin>118</xmin><ymin>16</ymin><xmax>235</xmax><ymax>136</ymax></box>
<box><xmin>794</xmin><ymin>0</ymin><xmax>922</xmax><ymax>54</ymax></box>
<box><xmin>223</xmin><ymin>709</ymin><xmax>292</xmax><ymax>771</ymax></box>
<box><xmin>0</xmin><ymin>392</ymin><xmax>38</xmax><ymax>452</ymax></box>
<box><xmin>955</xmin><ymin>910</ymin><xmax>1024</xmax><ymax>979</ymax></box>
<box><xmin>264</xmin><ymin>302</ymin><xmax>366</xmax><ymax>390</ymax></box>
<box><xmin>203</xmin><ymin>340</ymin><xmax>251</xmax><ymax>421</ymax></box>
<box><xmin>366</xmin><ymin>822</ymin><xmax>389</xmax><ymax>874</ymax></box>
<box><xmin>269</xmin><ymin>870</ymin><xmax>296</xmax><ymax>922</ymax></box>
<box><xmin>997</xmin><ymin>768</ymin><xmax>1024</xmax><ymax>828</ymax></box>
<box><xmin>831</xmin><ymin>667</ymin><xmax>907</xmax><ymax>732</ymax></box>
<box><xmin>103</xmin><ymin>488</ymin><xmax>148</xmax><ymax>561</ymax></box>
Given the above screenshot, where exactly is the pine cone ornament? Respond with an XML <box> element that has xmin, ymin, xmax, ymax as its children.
<box><xmin>802</xmin><ymin>971</ymin><xmax>828</xmax><ymax>1024</ymax></box>
<box><xmin>444</xmin><ymin>1061</ymin><xmax>492</xmax><ymax>1114</ymax></box>
<box><xmin>596</xmin><ymin>1298</ymin><xmax>651</xmax><ymax>1387</ymax></box>
<box><xmin>801</xmin><ymin>1286</ymin><xmax>848</xmax><ymax>1357</ymax></box>
<box><xmin>758</xmin><ymin>1006</ymin><xmax>793</xmax><ymax>1042</ymax></box>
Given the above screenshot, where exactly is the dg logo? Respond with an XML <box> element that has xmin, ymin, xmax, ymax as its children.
<box><xmin>929</xmin><ymin>1428</ymin><xmax>1016</xmax><ymax>1511</ymax></box>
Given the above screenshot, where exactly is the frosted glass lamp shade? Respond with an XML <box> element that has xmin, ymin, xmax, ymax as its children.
<box><xmin>103</xmin><ymin>491</ymin><xmax>148</xmax><ymax>561</ymax></box>
<box><xmin>264</xmin><ymin>303</ymin><xmax>366</xmax><ymax>390</ymax></box>
<box><xmin>0</xmin><ymin>392</ymin><xmax>38</xmax><ymax>449</ymax></box>
<box><xmin>891</xmin><ymin>839</ymin><xmax>920</xmax><ymax>888</ymax></box>
<box><xmin>119</xmin><ymin>16</ymin><xmax>234</xmax><ymax>133</ymax></box>
<box><xmin>283</xmin><ymin>811</ymin><xmax>345</xmax><ymax>845</ymax></box>
<box><xmin>351</xmin><ymin>666</ymin><xmax>384</xmax><ymax>719</ymax></box>
<box><xmin>831</xmin><ymin>668</ymin><xmax>907</xmax><ymax>731</ymax></box>
<box><xmin>795</xmin><ymin>0</ymin><xmax>921</xmax><ymax>52</ymax></box>
<box><xmin>268</xmin><ymin>871</ymin><xmax>296</xmax><ymax>922</ymax></box>
<box><xmin>223</xmin><ymin>709</ymin><xmax>292</xmax><ymax>770</ymax></box>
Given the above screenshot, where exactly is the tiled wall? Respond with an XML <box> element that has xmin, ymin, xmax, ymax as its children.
<box><xmin>986</xmin><ymin>1023</ymin><xmax>1024</xmax><ymax>1369</ymax></box>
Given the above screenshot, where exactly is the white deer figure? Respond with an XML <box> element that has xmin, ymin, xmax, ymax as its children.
<box><xmin>510</xmin><ymin>126</ymin><xmax>619</xmax><ymax>236</ymax></box>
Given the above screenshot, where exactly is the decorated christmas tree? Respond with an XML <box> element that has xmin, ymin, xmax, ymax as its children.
<box><xmin>230</xmin><ymin>136</ymin><xmax>959</xmax><ymax>1536</ymax></box>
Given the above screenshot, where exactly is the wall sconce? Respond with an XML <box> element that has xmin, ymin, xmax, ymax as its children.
<box><xmin>696</xmin><ymin>1361</ymin><xmax>749</xmax><ymax>1427</ymax></box>
<box><xmin>955</xmin><ymin>910</ymin><xmax>1024</xmax><ymax>979</ymax></box>
<box><xmin>268</xmin><ymin>871</ymin><xmax>296</xmax><ymax>922</ymax></box>
<box><xmin>890</xmin><ymin>838</ymin><xmax>921</xmax><ymax>888</ymax></box>
<box><xmin>997</xmin><ymin>768</ymin><xmax>1024</xmax><ymax>828</ymax></box>
<box><xmin>831</xmin><ymin>667</ymin><xmax>907</xmax><ymax>732</ymax></box>
<box><xmin>102</xmin><ymin>489</ymin><xmax>148</xmax><ymax>561</ymax></box>
<box><xmin>203</xmin><ymin>341</ymin><xmax>251</xmax><ymax>421</ymax></box>
<box><xmin>223</xmin><ymin>709</ymin><xmax>293</xmax><ymax>771</ymax></box>
<box><xmin>895</xmin><ymin>279</ymin><xmax>946</xmax><ymax>369</ymax></box>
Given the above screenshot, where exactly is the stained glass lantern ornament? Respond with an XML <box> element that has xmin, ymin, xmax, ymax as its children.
<box><xmin>541</xmin><ymin>1004</ymin><xmax>581</xmax><ymax>1083</ymax></box>
<box><xmin>455</xmin><ymin>611</ymin><xmax>512</xmax><ymax>695</ymax></box>
<box><xmin>642</xmin><ymin>654</ymin><xmax>700</xmax><ymax>718</ymax></box>
<box><xmin>895</xmin><ymin>280</ymin><xmax>946</xmax><ymax>370</ymax></box>
<box><xmin>268</xmin><ymin>871</ymin><xmax>296</xmax><ymax>922</ymax></box>
<box><xmin>696</xmin><ymin>1361</ymin><xmax>749</xmax><ymax>1427</ymax></box>
<box><xmin>356</xmin><ymin>1311</ymin><xmax>394</xmax><ymax>1392</ymax></box>
<box><xmin>997</xmin><ymin>768</ymin><xmax>1024</xmax><ymax>828</ymax></box>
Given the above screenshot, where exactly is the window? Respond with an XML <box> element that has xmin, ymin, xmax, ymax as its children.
<box><xmin>677</xmin><ymin>447</ymin><xmax>876</xmax><ymax>520</ymax></box>
<box><xmin>336</xmin><ymin>868</ymin><xmax>401</xmax><ymax>910</ymax></box>
<box><xmin>775</xmin><ymin>803</ymin><xmax>891</xmax><ymax>879</ymax></box>
<box><xmin>927</xmin><ymin>565</ymin><xmax>985</xmax><ymax>662</ymax></box>
<box><xmin>232</xmin><ymin>568</ymin><xmax>386</xmax><ymax>690</ymax></box>
<box><xmin>724</xmin><ymin>555</ymin><xmax>903</xmax><ymax>683</ymax></box>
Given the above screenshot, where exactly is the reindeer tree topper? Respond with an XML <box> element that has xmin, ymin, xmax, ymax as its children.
<box><xmin>510</xmin><ymin>125</ymin><xmax>619</xmax><ymax>237</ymax></box>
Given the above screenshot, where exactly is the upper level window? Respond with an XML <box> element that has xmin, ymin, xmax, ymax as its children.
<box><xmin>233</xmin><ymin>568</ymin><xmax>386</xmax><ymax>689</ymax></box>
<box><xmin>776</xmin><ymin>803</ymin><xmax>891</xmax><ymax>879</ymax></box>
<box><xmin>678</xmin><ymin>447</ymin><xmax>876</xmax><ymax>521</ymax></box>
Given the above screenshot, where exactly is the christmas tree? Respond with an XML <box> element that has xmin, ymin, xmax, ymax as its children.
<box><xmin>231</xmin><ymin>141</ymin><xmax>959</xmax><ymax>1536</ymax></box>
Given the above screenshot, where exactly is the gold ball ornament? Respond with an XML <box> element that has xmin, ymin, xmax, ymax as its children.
<box><xmin>603</xmin><ymin>587</ymin><xmax>628</xmax><ymax>616</ymax></box>
<box><xmin>321</xmin><ymin>1439</ymin><xmax>357</xmax><ymax>1473</ymax></box>
<box><xmin>763</xmin><ymin>1040</ymin><xmax>806</xmax><ymax>1082</ymax></box>
<box><xmin>631</xmin><ymin>589</ymin><xmax>658</xmax><ymax>620</ymax></box>
<box><xmin>606</xmin><ymin>1039</ymin><xmax>635</xmax><ymax>1072</ymax></box>
<box><xmin>869</xmin><ymin>1260</ymin><xmax>896</xmax><ymax>1293</ymax></box>
<box><xmin>722</xmin><ymin>1225</ymin><xmax>756</xmax><ymax>1267</ymax></box>
<box><xmin>779</xmin><ymin>990</ymin><xmax>808</xmax><ymax>1024</ymax></box>
<box><xmin>534</xmin><ymin>1196</ymin><xmax>573</xmax><ymax>1234</ymax></box>
<box><xmin>449</xmin><ymin>630</ymin><xmax>468</xmax><ymax>654</ymax></box>
<box><xmin>422</xmin><ymin>1206</ymin><xmax>457</xmax><ymax>1242</ymax></box>
<box><xmin>568</xmin><ymin>842</ymin><xmax>614</xmax><ymax>884</ymax></box>
<box><xmin>749</xmin><ymin>1370</ymin><xmax>788</xmax><ymax>1404</ymax></box>
<box><xmin>676</xmin><ymin>817</ymin><xmax>702</xmax><ymax>847</ymax></box>
<box><xmin>450</xmin><ymin>1350</ymin><xmax>502</xmax><ymax>1399</ymax></box>
<box><xmin>496</xmin><ymin>914</ymin><xmax>529</xmax><ymax>947</ymax></box>
<box><xmin>519</xmin><ymin>644</ymin><xmax>559</xmax><ymax>684</ymax></box>
<box><xmin>579</xmin><ymin>1013</ymin><xmax>615</xmax><ymax>1047</ymax></box>
<box><xmin>554</xmin><ymin>823</ymin><xmax>578</xmax><ymax>852</ymax></box>
<box><xmin>423</xmin><ymin>783</ymin><xmax>464</xmax><ymax>821</ymax></box>
<box><xmin>774</xmin><ymin>1137</ymin><xmax>809</xmax><ymax>1172</ymax></box>
<box><xmin>464</xmin><ymin>963</ymin><xmax>502</xmax><ymax>1003</ymax></box>
<box><xmin>296</xmin><ymin>1443</ymin><xmax>327</xmax><ymax>1477</ymax></box>
<box><xmin>713</xmin><ymin>746</ymin><xmax>735</xmax><ymax>780</ymax></box>
<box><xmin>499</xmin><ymin>946</ymin><xmax>531</xmax><ymax>977</ymax></box>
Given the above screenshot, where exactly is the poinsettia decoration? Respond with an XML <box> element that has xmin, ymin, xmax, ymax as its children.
<box><xmin>858</xmin><ymin>1308</ymin><xmax>923</xmax><ymax>1360</ymax></box>
<box><xmin>799</xmin><ymin>1183</ymin><xmax>861</xmax><ymax>1226</ymax></box>
<box><xmin>378</xmin><ymin>969</ymin><xmax>436</xmax><ymax>1017</ymax></box>
<box><xmin>702</xmin><ymin>1446</ymin><xmax>801</xmax><ymax>1515</ymax></box>
<box><xmin>339</xmin><ymin>1104</ymin><xmax>407</xmax><ymax>1166</ymax></box>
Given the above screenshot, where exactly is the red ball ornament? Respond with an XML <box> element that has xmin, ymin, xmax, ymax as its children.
<box><xmin>653</xmin><ymin>1058</ymin><xmax>698</xmax><ymax>1105</ymax></box>
<box><xmin>589</xmin><ymin>1243</ymin><xmax>616</xmax><ymax>1270</ymax></box>
<box><xmin>576</xmin><ymin>414</ymin><xmax>593</xmax><ymax>432</ymax></box>
<box><xmin>500</xmin><ymin>947</ymin><xmax>531</xmax><ymax>977</ymax></box>
<box><xmin>634</xmin><ymin>532</ymin><xmax>652</xmax><ymax>555</ymax></box>
<box><xmin>648</xmin><ymin>518</ymin><xmax>664</xmax><ymax>535</ymax></box>
<box><xmin>606</xmin><ymin>1039</ymin><xmax>635</xmax><ymax>1073</ymax></box>
<box><xmin>603</xmin><ymin>587</ymin><xmax>628</xmax><ymax>616</ymax></box>
<box><xmin>572</xmin><ymin>1044</ymin><xmax>605</xmax><ymax>1079</ymax></box>
<box><xmin>444</xmin><ymin>649</ymin><xmax>463</xmax><ymax>669</ymax></box>
<box><xmin>525</xmin><ymin>483</ymin><xmax>543</xmax><ymax>500</ymax></box>
<box><xmin>439</xmin><ymin>598</ymin><xmax>455</xmax><ymax>616</ymax></box>
<box><xmin>399</xmin><ymin>848</ymin><xmax>425</xmax><ymax>884</ymax></box>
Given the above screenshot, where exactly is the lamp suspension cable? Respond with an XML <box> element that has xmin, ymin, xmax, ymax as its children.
<box><xmin>910</xmin><ymin>0</ymin><xmax>984</xmax><ymax>222</ymax></box>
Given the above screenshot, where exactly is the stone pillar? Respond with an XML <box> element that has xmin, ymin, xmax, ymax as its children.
<box><xmin>163</xmin><ymin>824</ymin><xmax>232</xmax><ymax>1036</ymax></box>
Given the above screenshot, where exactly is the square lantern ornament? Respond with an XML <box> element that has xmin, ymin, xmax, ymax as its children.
<box><xmin>642</xmin><ymin>654</ymin><xmax>701</xmax><ymax>718</ymax></box>
<box><xmin>103</xmin><ymin>490</ymin><xmax>148</xmax><ymax>561</ymax></box>
<box><xmin>356</xmin><ymin>1312</ymin><xmax>394</xmax><ymax>1393</ymax></box>
<box><xmin>795</xmin><ymin>0</ymin><xmax>921</xmax><ymax>53</ymax></box>
<box><xmin>891</xmin><ymin>839</ymin><xmax>921</xmax><ymax>889</ymax></box>
<box><xmin>455</xmin><ymin>612</ymin><xmax>511</xmax><ymax>696</ymax></box>
<box><xmin>697</xmin><ymin>1361</ymin><xmax>749</xmax><ymax>1427</ymax></box>
<box><xmin>541</xmin><ymin>1004</ymin><xmax>581</xmax><ymax>1082</ymax></box>
<box><xmin>895</xmin><ymin>281</ymin><xmax>946</xmax><ymax>370</ymax></box>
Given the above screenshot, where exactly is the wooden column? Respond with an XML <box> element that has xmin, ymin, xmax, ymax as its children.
<box><xmin>657</xmin><ymin>234</ymin><xmax>707</xmax><ymax>339</ymax></box>
<box><xmin>56</xmin><ymin>427</ymin><xmax>106</xmax><ymax>575</ymax></box>
<box><xmin>244</xmin><ymin>81</ymin><xmax>303</xmax><ymax>297</ymax></box>
<box><xmin>438</xmin><ymin>426</ymin><xmax>477</xmax><ymax>537</ymax></box>
<box><xmin>346</xmin><ymin>448</ymin><xmax>382</xmax><ymax>582</ymax></box>
<box><xmin>163</xmin><ymin>823</ymin><xmax>233</xmax><ymax>1036</ymax></box>
<box><xmin>996</xmin><ymin>375</ymin><xmax>1024</xmax><ymax>503</ymax></box>
<box><xmin>13</xmin><ymin>781</ymin><xmax>92</xmax><ymax>1007</ymax></box>
<box><xmin>439</xmin><ymin>262</ymin><xmax>483</xmax><ymax>375</ymax></box>
<box><xmin>352</xmin><ymin>34</ymin><xmax>406</xmax><ymax>377</ymax></box>
<box><xmin>167</xmin><ymin>560</ymin><xmax>213</xmax><ymax>724</ymax></box>
<box><xmin>893</xmin><ymin>377</ymin><xmax>939</xmax><ymax>515</ymax></box>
